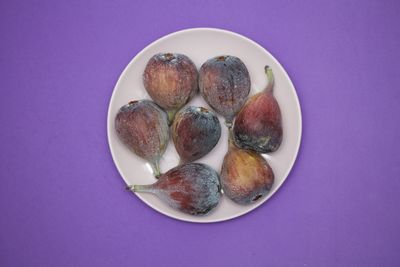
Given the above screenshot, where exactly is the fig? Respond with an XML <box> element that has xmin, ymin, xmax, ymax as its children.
<box><xmin>233</xmin><ymin>66</ymin><xmax>283</xmax><ymax>153</ymax></box>
<box><xmin>199</xmin><ymin>55</ymin><xmax>250</xmax><ymax>127</ymax></box>
<box><xmin>115</xmin><ymin>100</ymin><xmax>169</xmax><ymax>177</ymax></box>
<box><xmin>220</xmin><ymin>137</ymin><xmax>274</xmax><ymax>205</ymax></box>
<box><xmin>128</xmin><ymin>163</ymin><xmax>221</xmax><ymax>216</ymax></box>
<box><xmin>172</xmin><ymin>106</ymin><xmax>221</xmax><ymax>163</ymax></box>
<box><xmin>143</xmin><ymin>53</ymin><xmax>198</xmax><ymax>123</ymax></box>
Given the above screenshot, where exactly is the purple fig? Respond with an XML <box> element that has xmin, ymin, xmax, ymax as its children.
<box><xmin>233</xmin><ymin>66</ymin><xmax>283</xmax><ymax>153</ymax></box>
<box><xmin>221</xmin><ymin>138</ymin><xmax>274</xmax><ymax>205</ymax></box>
<box><xmin>172</xmin><ymin>106</ymin><xmax>221</xmax><ymax>163</ymax></box>
<box><xmin>115</xmin><ymin>100</ymin><xmax>169</xmax><ymax>177</ymax></box>
<box><xmin>128</xmin><ymin>163</ymin><xmax>221</xmax><ymax>216</ymax></box>
<box><xmin>199</xmin><ymin>55</ymin><xmax>250</xmax><ymax>127</ymax></box>
<box><xmin>143</xmin><ymin>53</ymin><xmax>198</xmax><ymax>123</ymax></box>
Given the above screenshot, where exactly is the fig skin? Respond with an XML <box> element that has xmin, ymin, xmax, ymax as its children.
<box><xmin>233</xmin><ymin>66</ymin><xmax>283</xmax><ymax>153</ymax></box>
<box><xmin>172</xmin><ymin>106</ymin><xmax>221</xmax><ymax>163</ymax></box>
<box><xmin>199</xmin><ymin>55</ymin><xmax>250</xmax><ymax>127</ymax></box>
<box><xmin>143</xmin><ymin>53</ymin><xmax>198</xmax><ymax>123</ymax></box>
<box><xmin>221</xmin><ymin>139</ymin><xmax>274</xmax><ymax>205</ymax></box>
<box><xmin>115</xmin><ymin>100</ymin><xmax>169</xmax><ymax>177</ymax></box>
<box><xmin>129</xmin><ymin>163</ymin><xmax>221</xmax><ymax>216</ymax></box>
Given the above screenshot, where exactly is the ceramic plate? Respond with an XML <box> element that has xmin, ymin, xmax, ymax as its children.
<box><xmin>107</xmin><ymin>28</ymin><xmax>302</xmax><ymax>223</ymax></box>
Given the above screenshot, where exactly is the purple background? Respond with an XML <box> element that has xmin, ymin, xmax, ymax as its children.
<box><xmin>1</xmin><ymin>0</ymin><xmax>399</xmax><ymax>266</ymax></box>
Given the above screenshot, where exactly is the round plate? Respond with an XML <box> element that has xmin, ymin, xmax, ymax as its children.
<box><xmin>107</xmin><ymin>28</ymin><xmax>302</xmax><ymax>223</ymax></box>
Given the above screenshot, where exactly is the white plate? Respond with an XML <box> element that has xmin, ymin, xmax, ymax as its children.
<box><xmin>107</xmin><ymin>28</ymin><xmax>302</xmax><ymax>223</ymax></box>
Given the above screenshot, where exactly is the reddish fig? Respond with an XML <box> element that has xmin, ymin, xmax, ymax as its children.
<box><xmin>199</xmin><ymin>55</ymin><xmax>250</xmax><ymax>127</ymax></box>
<box><xmin>115</xmin><ymin>100</ymin><xmax>169</xmax><ymax>177</ymax></box>
<box><xmin>128</xmin><ymin>163</ymin><xmax>221</xmax><ymax>215</ymax></box>
<box><xmin>172</xmin><ymin>106</ymin><xmax>221</xmax><ymax>163</ymax></box>
<box><xmin>143</xmin><ymin>53</ymin><xmax>198</xmax><ymax>123</ymax></box>
<box><xmin>233</xmin><ymin>66</ymin><xmax>282</xmax><ymax>153</ymax></box>
<box><xmin>221</xmin><ymin>138</ymin><xmax>274</xmax><ymax>205</ymax></box>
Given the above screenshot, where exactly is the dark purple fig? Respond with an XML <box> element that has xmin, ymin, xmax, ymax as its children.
<box><xmin>233</xmin><ymin>66</ymin><xmax>282</xmax><ymax>153</ymax></box>
<box><xmin>143</xmin><ymin>53</ymin><xmax>198</xmax><ymax>123</ymax></box>
<box><xmin>172</xmin><ymin>106</ymin><xmax>221</xmax><ymax>163</ymax></box>
<box><xmin>221</xmin><ymin>139</ymin><xmax>274</xmax><ymax>205</ymax></box>
<box><xmin>115</xmin><ymin>100</ymin><xmax>169</xmax><ymax>177</ymax></box>
<box><xmin>199</xmin><ymin>55</ymin><xmax>250</xmax><ymax>127</ymax></box>
<box><xmin>128</xmin><ymin>163</ymin><xmax>221</xmax><ymax>216</ymax></box>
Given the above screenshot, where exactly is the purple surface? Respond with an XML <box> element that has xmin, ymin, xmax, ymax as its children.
<box><xmin>1</xmin><ymin>0</ymin><xmax>399</xmax><ymax>266</ymax></box>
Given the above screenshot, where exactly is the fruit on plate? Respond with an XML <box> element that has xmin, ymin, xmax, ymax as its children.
<box><xmin>220</xmin><ymin>137</ymin><xmax>274</xmax><ymax>205</ymax></box>
<box><xmin>143</xmin><ymin>53</ymin><xmax>198</xmax><ymax>124</ymax></box>
<box><xmin>115</xmin><ymin>100</ymin><xmax>169</xmax><ymax>177</ymax></box>
<box><xmin>199</xmin><ymin>55</ymin><xmax>250</xmax><ymax>127</ymax></box>
<box><xmin>233</xmin><ymin>66</ymin><xmax>283</xmax><ymax>153</ymax></box>
<box><xmin>128</xmin><ymin>163</ymin><xmax>221</xmax><ymax>215</ymax></box>
<box><xmin>172</xmin><ymin>106</ymin><xmax>221</xmax><ymax>163</ymax></box>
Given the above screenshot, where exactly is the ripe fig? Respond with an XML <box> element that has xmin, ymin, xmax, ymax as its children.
<box><xmin>128</xmin><ymin>163</ymin><xmax>221</xmax><ymax>216</ymax></box>
<box><xmin>115</xmin><ymin>100</ymin><xmax>169</xmax><ymax>177</ymax></box>
<box><xmin>199</xmin><ymin>55</ymin><xmax>250</xmax><ymax>127</ymax></box>
<box><xmin>143</xmin><ymin>53</ymin><xmax>198</xmax><ymax>123</ymax></box>
<box><xmin>172</xmin><ymin>106</ymin><xmax>221</xmax><ymax>163</ymax></box>
<box><xmin>220</xmin><ymin>138</ymin><xmax>274</xmax><ymax>205</ymax></box>
<box><xmin>233</xmin><ymin>66</ymin><xmax>283</xmax><ymax>153</ymax></box>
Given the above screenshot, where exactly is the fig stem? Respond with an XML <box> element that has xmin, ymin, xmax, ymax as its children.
<box><xmin>264</xmin><ymin>66</ymin><xmax>275</xmax><ymax>93</ymax></box>
<box><xmin>127</xmin><ymin>184</ymin><xmax>153</xmax><ymax>193</ymax></box>
<box><xmin>227</xmin><ymin>128</ymin><xmax>235</xmax><ymax>147</ymax></box>
<box><xmin>150</xmin><ymin>160</ymin><xmax>161</xmax><ymax>178</ymax></box>
<box><xmin>126</xmin><ymin>185</ymin><xmax>133</xmax><ymax>191</ymax></box>
<box><xmin>166</xmin><ymin>109</ymin><xmax>177</xmax><ymax>125</ymax></box>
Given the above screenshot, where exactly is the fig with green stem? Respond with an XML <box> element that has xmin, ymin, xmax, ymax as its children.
<box><xmin>127</xmin><ymin>163</ymin><xmax>221</xmax><ymax>216</ymax></box>
<box><xmin>115</xmin><ymin>100</ymin><xmax>169</xmax><ymax>177</ymax></box>
<box><xmin>233</xmin><ymin>66</ymin><xmax>283</xmax><ymax>153</ymax></box>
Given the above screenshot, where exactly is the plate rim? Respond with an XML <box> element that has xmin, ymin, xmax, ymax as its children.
<box><xmin>107</xmin><ymin>27</ymin><xmax>303</xmax><ymax>223</ymax></box>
